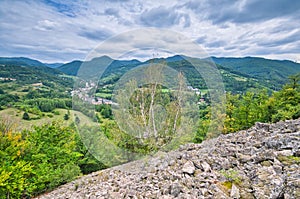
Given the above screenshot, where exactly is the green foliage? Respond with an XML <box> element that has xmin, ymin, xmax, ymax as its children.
<box><xmin>193</xmin><ymin>104</ymin><xmax>210</xmax><ymax>142</ymax></box>
<box><xmin>23</xmin><ymin>122</ymin><xmax>82</xmax><ymax>195</ymax></box>
<box><xmin>96</xmin><ymin>104</ymin><xmax>113</xmax><ymax>119</ymax></box>
<box><xmin>0</xmin><ymin>64</ymin><xmax>72</xmax><ymax>89</ymax></box>
<box><xmin>73</xmin><ymin>128</ymin><xmax>107</xmax><ymax>174</ymax></box>
<box><xmin>277</xmin><ymin>155</ymin><xmax>300</xmax><ymax>165</ymax></box>
<box><xmin>220</xmin><ymin>168</ymin><xmax>241</xmax><ymax>184</ymax></box>
<box><xmin>23</xmin><ymin>98</ymin><xmax>71</xmax><ymax>112</ymax></box>
<box><xmin>22</xmin><ymin>112</ymin><xmax>30</xmax><ymax>120</ymax></box>
<box><xmin>0</xmin><ymin>121</ymin><xmax>88</xmax><ymax>198</ymax></box>
<box><xmin>64</xmin><ymin>111</ymin><xmax>70</xmax><ymax>120</ymax></box>
<box><xmin>213</xmin><ymin>57</ymin><xmax>300</xmax><ymax>90</ymax></box>
<box><xmin>0</xmin><ymin>130</ymin><xmax>32</xmax><ymax>199</ymax></box>
<box><xmin>0</xmin><ymin>93</ymin><xmax>19</xmax><ymax>108</ymax></box>
<box><xmin>194</xmin><ymin>73</ymin><xmax>300</xmax><ymax>141</ymax></box>
<box><xmin>64</xmin><ymin>113</ymin><xmax>69</xmax><ymax>120</ymax></box>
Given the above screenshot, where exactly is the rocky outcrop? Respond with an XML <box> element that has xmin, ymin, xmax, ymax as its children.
<box><xmin>37</xmin><ymin>119</ymin><xmax>300</xmax><ymax>199</ymax></box>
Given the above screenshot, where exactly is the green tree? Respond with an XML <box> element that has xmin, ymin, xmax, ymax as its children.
<box><xmin>24</xmin><ymin>122</ymin><xmax>82</xmax><ymax>196</ymax></box>
<box><xmin>64</xmin><ymin>113</ymin><xmax>69</xmax><ymax>120</ymax></box>
<box><xmin>0</xmin><ymin>127</ymin><xmax>32</xmax><ymax>199</ymax></box>
<box><xmin>22</xmin><ymin>112</ymin><xmax>30</xmax><ymax>120</ymax></box>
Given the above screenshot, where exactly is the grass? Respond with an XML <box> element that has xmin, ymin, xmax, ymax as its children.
<box><xmin>0</xmin><ymin>108</ymin><xmax>98</xmax><ymax>131</ymax></box>
<box><xmin>222</xmin><ymin>181</ymin><xmax>232</xmax><ymax>189</ymax></box>
<box><xmin>277</xmin><ymin>155</ymin><xmax>300</xmax><ymax>165</ymax></box>
<box><xmin>95</xmin><ymin>92</ymin><xmax>112</xmax><ymax>99</ymax></box>
<box><xmin>220</xmin><ymin>168</ymin><xmax>241</xmax><ymax>184</ymax></box>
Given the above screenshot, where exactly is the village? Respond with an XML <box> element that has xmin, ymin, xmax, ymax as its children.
<box><xmin>71</xmin><ymin>80</ymin><xmax>206</xmax><ymax>106</ymax></box>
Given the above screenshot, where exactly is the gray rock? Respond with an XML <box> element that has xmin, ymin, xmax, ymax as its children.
<box><xmin>36</xmin><ymin>118</ymin><xmax>300</xmax><ymax>199</ymax></box>
<box><xmin>182</xmin><ymin>161</ymin><xmax>195</xmax><ymax>175</ymax></box>
<box><xmin>230</xmin><ymin>184</ymin><xmax>240</xmax><ymax>199</ymax></box>
<box><xmin>201</xmin><ymin>161</ymin><xmax>211</xmax><ymax>172</ymax></box>
<box><xmin>170</xmin><ymin>182</ymin><xmax>182</xmax><ymax>197</ymax></box>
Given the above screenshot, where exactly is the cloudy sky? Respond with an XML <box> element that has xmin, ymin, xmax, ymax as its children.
<box><xmin>0</xmin><ymin>0</ymin><xmax>300</xmax><ymax>63</ymax></box>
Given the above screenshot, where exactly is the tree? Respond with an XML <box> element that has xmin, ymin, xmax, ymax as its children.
<box><xmin>287</xmin><ymin>73</ymin><xmax>300</xmax><ymax>89</ymax></box>
<box><xmin>75</xmin><ymin>115</ymin><xmax>80</xmax><ymax>124</ymax></box>
<box><xmin>22</xmin><ymin>112</ymin><xmax>30</xmax><ymax>120</ymax></box>
<box><xmin>0</xmin><ymin>124</ymin><xmax>32</xmax><ymax>199</ymax></box>
<box><xmin>64</xmin><ymin>110</ymin><xmax>70</xmax><ymax>120</ymax></box>
<box><xmin>64</xmin><ymin>113</ymin><xmax>69</xmax><ymax>120</ymax></box>
<box><xmin>0</xmin><ymin>115</ymin><xmax>16</xmax><ymax>135</ymax></box>
<box><xmin>24</xmin><ymin>122</ymin><xmax>82</xmax><ymax>196</ymax></box>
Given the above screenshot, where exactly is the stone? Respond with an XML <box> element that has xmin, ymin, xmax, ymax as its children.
<box><xmin>36</xmin><ymin>118</ymin><xmax>300</xmax><ymax>199</ymax></box>
<box><xmin>182</xmin><ymin>161</ymin><xmax>195</xmax><ymax>175</ymax></box>
<box><xmin>201</xmin><ymin>161</ymin><xmax>211</xmax><ymax>172</ymax></box>
<box><xmin>230</xmin><ymin>184</ymin><xmax>240</xmax><ymax>199</ymax></box>
<box><xmin>170</xmin><ymin>183</ymin><xmax>182</xmax><ymax>197</ymax></box>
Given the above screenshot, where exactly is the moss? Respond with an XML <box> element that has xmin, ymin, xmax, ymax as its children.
<box><xmin>220</xmin><ymin>169</ymin><xmax>242</xmax><ymax>184</ymax></box>
<box><xmin>287</xmin><ymin>155</ymin><xmax>300</xmax><ymax>164</ymax></box>
<box><xmin>222</xmin><ymin>181</ymin><xmax>232</xmax><ymax>190</ymax></box>
<box><xmin>261</xmin><ymin>160</ymin><xmax>272</xmax><ymax>167</ymax></box>
<box><xmin>74</xmin><ymin>183</ymin><xmax>79</xmax><ymax>191</ymax></box>
<box><xmin>278</xmin><ymin>155</ymin><xmax>300</xmax><ymax>165</ymax></box>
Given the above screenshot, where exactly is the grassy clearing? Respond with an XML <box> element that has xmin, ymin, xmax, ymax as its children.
<box><xmin>0</xmin><ymin>108</ymin><xmax>98</xmax><ymax>131</ymax></box>
<box><xmin>95</xmin><ymin>92</ymin><xmax>112</xmax><ymax>99</ymax></box>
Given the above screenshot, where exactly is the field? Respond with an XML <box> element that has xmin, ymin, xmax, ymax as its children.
<box><xmin>0</xmin><ymin>108</ymin><xmax>98</xmax><ymax>131</ymax></box>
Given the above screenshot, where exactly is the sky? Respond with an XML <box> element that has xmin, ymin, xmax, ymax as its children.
<box><xmin>0</xmin><ymin>0</ymin><xmax>300</xmax><ymax>63</ymax></box>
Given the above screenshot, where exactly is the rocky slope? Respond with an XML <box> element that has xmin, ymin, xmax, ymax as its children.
<box><xmin>37</xmin><ymin>119</ymin><xmax>300</xmax><ymax>199</ymax></box>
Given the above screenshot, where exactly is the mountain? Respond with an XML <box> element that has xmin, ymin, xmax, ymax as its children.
<box><xmin>55</xmin><ymin>55</ymin><xmax>300</xmax><ymax>93</ymax></box>
<box><xmin>37</xmin><ymin>118</ymin><xmax>300</xmax><ymax>198</ymax></box>
<box><xmin>57</xmin><ymin>56</ymin><xmax>141</xmax><ymax>77</ymax></box>
<box><xmin>212</xmin><ymin>56</ymin><xmax>300</xmax><ymax>88</ymax></box>
<box><xmin>44</xmin><ymin>63</ymin><xmax>64</xmax><ymax>68</ymax></box>
<box><xmin>0</xmin><ymin>57</ymin><xmax>72</xmax><ymax>90</ymax></box>
<box><xmin>0</xmin><ymin>64</ymin><xmax>72</xmax><ymax>88</ymax></box>
<box><xmin>0</xmin><ymin>57</ymin><xmax>46</xmax><ymax>67</ymax></box>
<box><xmin>2</xmin><ymin>55</ymin><xmax>300</xmax><ymax>93</ymax></box>
<box><xmin>57</xmin><ymin>60</ymin><xmax>83</xmax><ymax>76</ymax></box>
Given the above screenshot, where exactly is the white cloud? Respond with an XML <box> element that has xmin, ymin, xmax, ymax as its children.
<box><xmin>0</xmin><ymin>0</ymin><xmax>299</xmax><ymax>62</ymax></box>
<box><xmin>35</xmin><ymin>20</ymin><xmax>58</xmax><ymax>31</ymax></box>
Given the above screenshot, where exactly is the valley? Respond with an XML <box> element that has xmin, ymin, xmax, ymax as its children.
<box><xmin>1</xmin><ymin>55</ymin><xmax>300</xmax><ymax>198</ymax></box>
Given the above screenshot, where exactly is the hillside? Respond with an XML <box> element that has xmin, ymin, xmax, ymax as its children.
<box><xmin>57</xmin><ymin>60</ymin><xmax>83</xmax><ymax>76</ymax></box>
<box><xmin>57</xmin><ymin>56</ymin><xmax>141</xmax><ymax>78</ymax></box>
<box><xmin>2</xmin><ymin>55</ymin><xmax>300</xmax><ymax>93</ymax></box>
<box><xmin>58</xmin><ymin>55</ymin><xmax>300</xmax><ymax>93</ymax></box>
<box><xmin>0</xmin><ymin>57</ymin><xmax>45</xmax><ymax>67</ymax></box>
<box><xmin>212</xmin><ymin>57</ymin><xmax>300</xmax><ymax>90</ymax></box>
<box><xmin>0</xmin><ymin>64</ymin><xmax>72</xmax><ymax>90</ymax></box>
<box><xmin>37</xmin><ymin>118</ymin><xmax>300</xmax><ymax>199</ymax></box>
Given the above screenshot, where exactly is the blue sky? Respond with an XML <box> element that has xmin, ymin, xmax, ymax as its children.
<box><xmin>0</xmin><ymin>0</ymin><xmax>299</xmax><ymax>63</ymax></box>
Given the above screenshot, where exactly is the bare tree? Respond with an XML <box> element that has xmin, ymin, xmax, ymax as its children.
<box><xmin>0</xmin><ymin>115</ymin><xmax>17</xmax><ymax>135</ymax></box>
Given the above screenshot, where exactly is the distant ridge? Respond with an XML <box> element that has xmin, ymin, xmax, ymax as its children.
<box><xmin>211</xmin><ymin>56</ymin><xmax>300</xmax><ymax>81</ymax></box>
<box><xmin>57</xmin><ymin>60</ymin><xmax>83</xmax><ymax>76</ymax></box>
<box><xmin>0</xmin><ymin>57</ymin><xmax>46</xmax><ymax>67</ymax></box>
<box><xmin>57</xmin><ymin>56</ymin><xmax>141</xmax><ymax>76</ymax></box>
<box><xmin>1</xmin><ymin>55</ymin><xmax>300</xmax><ymax>92</ymax></box>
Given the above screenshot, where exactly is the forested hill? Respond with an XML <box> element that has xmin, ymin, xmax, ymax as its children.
<box><xmin>57</xmin><ymin>56</ymin><xmax>141</xmax><ymax>76</ymax></box>
<box><xmin>1</xmin><ymin>55</ymin><xmax>300</xmax><ymax>93</ymax></box>
<box><xmin>212</xmin><ymin>56</ymin><xmax>300</xmax><ymax>88</ymax></box>
<box><xmin>0</xmin><ymin>57</ymin><xmax>63</xmax><ymax>68</ymax></box>
<box><xmin>0</xmin><ymin>57</ymin><xmax>46</xmax><ymax>67</ymax></box>
<box><xmin>56</xmin><ymin>55</ymin><xmax>300</xmax><ymax>91</ymax></box>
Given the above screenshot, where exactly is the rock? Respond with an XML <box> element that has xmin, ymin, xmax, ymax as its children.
<box><xmin>230</xmin><ymin>184</ymin><xmax>240</xmax><ymax>199</ymax></box>
<box><xmin>170</xmin><ymin>182</ymin><xmax>182</xmax><ymax>197</ymax></box>
<box><xmin>36</xmin><ymin>118</ymin><xmax>300</xmax><ymax>199</ymax></box>
<box><xmin>182</xmin><ymin>161</ymin><xmax>195</xmax><ymax>175</ymax></box>
<box><xmin>201</xmin><ymin>161</ymin><xmax>211</xmax><ymax>172</ymax></box>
